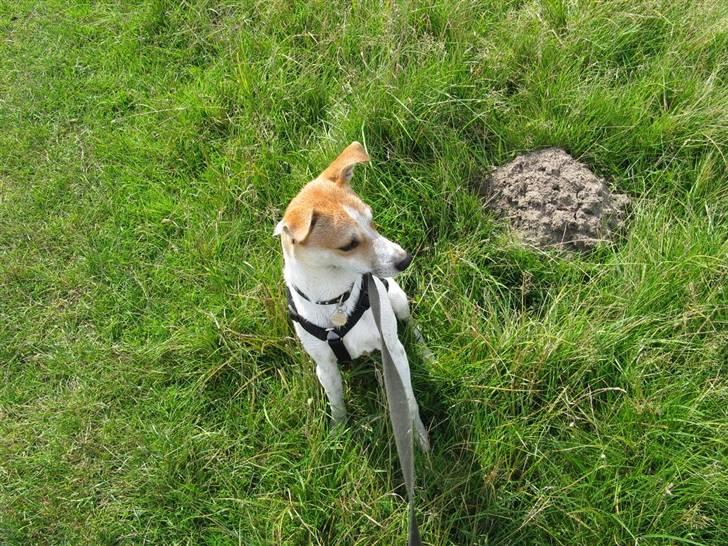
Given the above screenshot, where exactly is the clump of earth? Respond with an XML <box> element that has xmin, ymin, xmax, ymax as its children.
<box><xmin>480</xmin><ymin>148</ymin><xmax>630</xmax><ymax>251</ymax></box>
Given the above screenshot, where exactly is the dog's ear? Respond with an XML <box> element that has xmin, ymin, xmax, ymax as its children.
<box><xmin>320</xmin><ymin>141</ymin><xmax>369</xmax><ymax>186</ymax></box>
<box><xmin>275</xmin><ymin>206</ymin><xmax>316</xmax><ymax>244</ymax></box>
<box><xmin>273</xmin><ymin>220</ymin><xmax>285</xmax><ymax>237</ymax></box>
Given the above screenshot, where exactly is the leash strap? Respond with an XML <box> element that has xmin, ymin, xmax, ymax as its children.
<box><xmin>367</xmin><ymin>274</ymin><xmax>422</xmax><ymax>546</ymax></box>
<box><xmin>325</xmin><ymin>330</ymin><xmax>351</xmax><ymax>363</ymax></box>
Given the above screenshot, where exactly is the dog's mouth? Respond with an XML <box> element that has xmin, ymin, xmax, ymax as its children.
<box><xmin>322</xmin><ymin>249</ymin><xmax>412</xmax><ymax>278</ymax></box>
<box><xmin>372</xmin><ymin>259</ymin><xmax>412</xmax><ymax>278</ymax></box>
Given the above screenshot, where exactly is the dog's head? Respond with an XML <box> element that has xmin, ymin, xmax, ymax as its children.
<box><xmin>274</xmin><ymin>142</ymin><xmax>411</xmax><ymax>277</ymax></box>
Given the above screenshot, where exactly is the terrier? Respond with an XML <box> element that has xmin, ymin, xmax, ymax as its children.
<box><xmin>275</xmin><ymin>142</ymin><xmax>429</xmax><ymax>450</ymax></box>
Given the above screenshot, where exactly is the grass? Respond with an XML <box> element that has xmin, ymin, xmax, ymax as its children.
<box><xmin>1</xmin><ymin>0</ymin><xmax>726</xmax><ymax>544</ymax></box>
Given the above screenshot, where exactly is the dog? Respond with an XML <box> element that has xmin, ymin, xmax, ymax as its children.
<box><xmin>274</xmin><ymin>142</ymin><xmax>429</xmax><ymax>451</ymax></box>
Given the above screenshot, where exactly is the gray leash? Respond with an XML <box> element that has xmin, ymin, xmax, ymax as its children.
<box><xmin>367</xmin><ymin>274</ymin><xmax>422</xmax><ymax>546</ymax></box>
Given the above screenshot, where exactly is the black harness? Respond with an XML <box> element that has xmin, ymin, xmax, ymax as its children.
<box><xmin>287</xmin><ymin>273</ymin><xmax>388</xmax><ymax>363</ymax></box>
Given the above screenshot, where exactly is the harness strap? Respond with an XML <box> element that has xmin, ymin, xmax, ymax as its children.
<box><xmin>293</xmin><ymin>284</ymin><xmax>352</xmax><ymax>305</ymax></box>
<box><xmin>287</xmin><ymin>276</ymin><xmax>388</xmax><ymax>363</ymax></box>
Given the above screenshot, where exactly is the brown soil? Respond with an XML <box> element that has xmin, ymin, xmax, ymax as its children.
<box><xmin>480</xmin><ymin>148</ymin><xmax>630</xmax><ymax>251</ymax></box>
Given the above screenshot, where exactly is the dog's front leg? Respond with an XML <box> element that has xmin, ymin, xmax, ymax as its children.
<box><xmin>314</xmin><ymin>355</ymin><xmax>347</xmax><ymax>425</ymax></box>
<box><xmin>388</xmin><ymin>337</ymin><xmax>431</xmax><ymax>452</ymax></box>
<box><xmin>385</xmin><ymin>278</ymin><xmax>410</xmax><ymax>321</ymax></box>
<box><xmin>386</xmin><ymin>278</ymin><xmax>435</xmax><ymax>363</ymax></box>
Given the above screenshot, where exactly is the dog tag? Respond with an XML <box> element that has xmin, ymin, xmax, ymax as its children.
<box><xmin>330</xmin><ymin>307</ymin><xmax>348</xmax><ymax>327</ymax></box>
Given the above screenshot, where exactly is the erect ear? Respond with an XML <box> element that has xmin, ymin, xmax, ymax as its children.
<box><xmin>320</xmin><ymin>141</ymin><xmax>369</xmax><ymax>186</ymax></box>
<box><xmin>277</xmin><ymin>206</ymin><xmax>316</xmax><ymax>244</ymax></box>
<box><xmin>273</xmin><ymin>220</ymin><xmax>285</xmax><ymax>237</ymax></box>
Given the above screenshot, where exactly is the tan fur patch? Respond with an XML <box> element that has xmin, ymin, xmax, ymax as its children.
<box><xmin>282</xmin><ymin>204</ymin><xmax>314</xmax><ymax>243</ymax></box>
<box><xmin>283</xmin><ymin>179</ymin><xmax>370</xmax><ymax>249</ymax></box>
<box><xmin>320</xmin><ymin>141</ymin><xmax>369</xmax><ymax>186</ymax></box>
<box><xmin>281</xmin><ymin>142</ymin><xmax>373</xmax><ymax>250</ymax></box>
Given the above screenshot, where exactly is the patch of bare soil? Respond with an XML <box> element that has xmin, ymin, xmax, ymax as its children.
<box><xmin>481</xmin><ymin>148</ymin><xmax>630</xmax><ymax>251</ymax></box>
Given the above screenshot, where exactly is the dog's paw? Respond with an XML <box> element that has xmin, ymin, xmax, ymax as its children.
<box><xmin>330</xmin><ymin>407</ymin><xmax>348</xmax><ymax>427</ymax></box>
<box><xmin>416</xmin><ymin>429</ymin><xmax>431</xmax><ymax>453</ymax></box>
<box><xmin>415</xmin><ymin>417</ymin><xmax>431</xmax><ymax>453</ymax></box>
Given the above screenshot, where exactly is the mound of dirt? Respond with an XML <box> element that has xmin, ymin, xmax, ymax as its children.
<box><xmin>480</xmin><ymin>148</ymin><xmax>630</xmax><ymax>251</ymax></box>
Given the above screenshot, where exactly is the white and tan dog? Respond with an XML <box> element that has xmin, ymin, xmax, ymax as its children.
<box><xmin>275</xmin><ymin>142</ymin><xmax>429</xmax><ymax>450</ymax></box>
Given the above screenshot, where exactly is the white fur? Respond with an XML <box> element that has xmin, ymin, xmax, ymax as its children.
<box><xmin>273</xmin><ymin>220</ymin><xmax>284</xmax><ymax>236</ymax></box>
<box><xmin>343</xmin><ymin>205</ymin><xmax>407</xmax><ymax>277</ymax></box>
<box><xmin>282</xmin><ymin>254</ymin><xmax>429</xmax><ymax>451</ymax></box>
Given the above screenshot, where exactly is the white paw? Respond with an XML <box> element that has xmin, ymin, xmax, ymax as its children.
<box><xmin>416</xmin><ymin>429</ymin><xmax>431</xmax><ymax>453</ymax></box>
<box><xmin>330</xmin><ymin>406</ymin><xmax>347</xmax><ymax>426</ymax></box>
<box><xmin>415</xmin><ymin>416</ymin><xmax>430</xmax><ymax>453</ymax></box>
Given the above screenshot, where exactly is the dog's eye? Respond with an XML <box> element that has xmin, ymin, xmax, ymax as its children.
<box><xmin>338</xmin><ymin>238</ymin><xmax>359</xmax><ymax>252</ymax></box>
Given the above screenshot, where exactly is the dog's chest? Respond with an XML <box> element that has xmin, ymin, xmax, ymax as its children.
<box><xmin>294</xmin><ymin>310</ymin><xmax>383</xmax><ymax>363</ymax></box>
<box><xmin>339</xmin><ymin>311</ymin><xmax>383</xmax><ymax>358</ymax></box>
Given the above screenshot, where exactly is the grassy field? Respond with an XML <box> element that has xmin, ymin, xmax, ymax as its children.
<box><xmin>1</xmin><ymin>0</ymin><xmax>727</xmax><ymax>544</ymax></box>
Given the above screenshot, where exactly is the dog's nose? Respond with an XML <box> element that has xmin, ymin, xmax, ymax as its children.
<box><xmin>395</xmin><ymin>253</ymin><xmax>413</xmax><ymax>271</ymax></box>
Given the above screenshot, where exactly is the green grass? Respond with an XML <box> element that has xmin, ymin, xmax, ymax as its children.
<box><xmin>1</xmin><ymin>0</ymin><xmax>726</xmax><ymax>544</ymax></box>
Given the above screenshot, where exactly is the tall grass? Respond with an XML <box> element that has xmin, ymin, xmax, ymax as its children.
<box><xmin>1</xmin><ymin>0</ymin><xmax>726</xmax><ymax>544</ymax></box>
